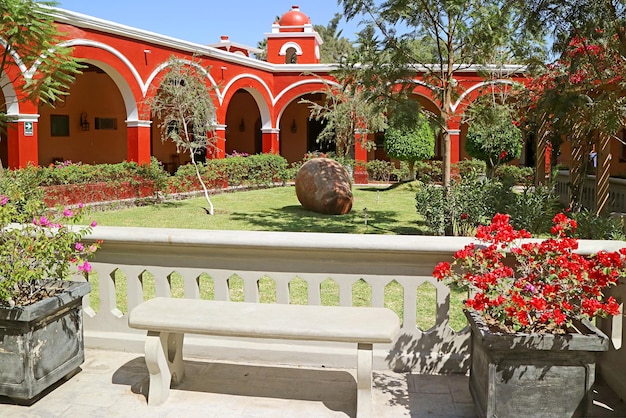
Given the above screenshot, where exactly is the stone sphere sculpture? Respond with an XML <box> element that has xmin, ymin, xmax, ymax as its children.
<box><xmin>295</xmin><ymin>158</ymin><xmax>353</xmax><ymax>215</ymax></box>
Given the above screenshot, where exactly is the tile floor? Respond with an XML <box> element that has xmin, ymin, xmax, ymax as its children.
<box><xmin>0</xmin><ymin>348</ymin><xmax>625</xmax><ymax>417</ymax></box>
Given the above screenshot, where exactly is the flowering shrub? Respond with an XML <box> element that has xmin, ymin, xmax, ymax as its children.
<box><xmin>433</xmin><ymin>213</ymin><xmax>625</xmax><ymax>333</ymax></box>
<box><xmin>0</xmin><ymin>198</ymin><xmax>100</xmax><ymax>308</ymax></box>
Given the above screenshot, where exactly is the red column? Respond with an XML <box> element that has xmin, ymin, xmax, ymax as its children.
<box><xmin>126</xmin><ymin>120</ymin><xmax>152</xmax><ymax>164</ymax></box>
<box><xmin>353</xmin><ymin>130</ymin><xmax>369</xmax><ymax>184</ymax></box>
<box><xmin>262</xmin><ymin>129</ymin><xmax>280</xmax><ymax>154</ymax></box>
<box><xmin>7</xmin><ymin>115</ymin><xmax>39</xmax><ymax>169</ymax></box>
<box><xmin>208</xmin><ymin>125</ymin><xmax>226</xmax><ymax>159</ymax></box>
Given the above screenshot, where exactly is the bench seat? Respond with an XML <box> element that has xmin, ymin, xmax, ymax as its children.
<box><xmin>128</xmin><ymin>297</ymin><xmax>401</xmax><ymax>417</ymax></box>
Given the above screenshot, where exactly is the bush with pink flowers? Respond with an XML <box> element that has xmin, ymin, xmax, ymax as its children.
<box><xmin>0</xmin><ymin>197</ymin><xmax>99</xmax><ymax>307</ymax></box>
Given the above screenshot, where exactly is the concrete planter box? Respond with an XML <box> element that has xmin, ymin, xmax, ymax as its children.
<box><xmin>466</xmin><ymin>309</ymin><xmax>609</xmax><ymax>417</ymax></box>
<box><xmin>0</xmin><ymin>281</ymin><xmax>90</xmax><ymax>403</ymax></box>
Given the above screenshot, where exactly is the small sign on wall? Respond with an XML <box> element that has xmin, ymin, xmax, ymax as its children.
<box><xmin>24</xmin><ymin>122</ymin><xmax>33</xmax><ymax>136</ymax></box>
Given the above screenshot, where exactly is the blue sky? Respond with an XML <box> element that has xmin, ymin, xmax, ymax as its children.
<box><xmin>56</xmin><ymin>1</ymin><xmax>361</xmax><ymax>48</ymax></box>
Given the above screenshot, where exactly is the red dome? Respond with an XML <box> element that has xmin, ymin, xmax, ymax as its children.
<box><xmin>278</xmin><ymin>5</ymin><xmax>311</xmax><ymax>31</ymax></box>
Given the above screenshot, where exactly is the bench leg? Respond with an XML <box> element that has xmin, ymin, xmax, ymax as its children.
<box><xmin>144</xmin><ymin>331</ymin><xmax>185</xmax><ymax>406</ymax></box>
<box><xmin>356</xmin><ymin>343</ymin><xmax>373</xmax><ymax>418</ymax></box>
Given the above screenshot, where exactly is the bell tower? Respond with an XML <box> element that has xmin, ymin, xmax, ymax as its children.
<box><xmin>265</xmin><ymin>5</ymin><xmax>322</xmax><ymax>64</ymax></box>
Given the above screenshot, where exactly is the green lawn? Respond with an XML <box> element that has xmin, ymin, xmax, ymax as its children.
<box><xmin>93</xmin><ymin>182</ymin><xmax>429</xmax><ymax>234</ymax></box>
<box><xmin>89</xmin><ymin>182</ymin><xmax>468</xmax><ymax>331</ymax></box>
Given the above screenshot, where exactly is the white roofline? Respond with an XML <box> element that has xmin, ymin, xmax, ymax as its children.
<box><xmin>45</xmin><ymin>7</ymin><xmax>526</xmax><ymax>77</ymax></box>
<box><xmin>45</xmin><ymin>7</ymin><xmax>286</xmax><ymax>72</ymax></box>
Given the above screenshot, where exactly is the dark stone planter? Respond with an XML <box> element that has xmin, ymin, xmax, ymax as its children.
<box><xmin>0</xmin><ymin>280</ymin><xmax>90</xmax><ymax>403</ymax></box>
<box><xmin>465</xmin><ymin>309</ymin><xmax>609</xmax><ymax>418</ymax></box>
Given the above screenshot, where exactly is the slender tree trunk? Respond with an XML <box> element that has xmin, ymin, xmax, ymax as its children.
<box><xmin>408</xmin><ymin>160</ymin><xmax>415</xmax><ymax>181</ymax></box>
<box><xmin>190</xmin><ymin>151</ymin><xmax>214</xmax><ymax>215</ymax></box>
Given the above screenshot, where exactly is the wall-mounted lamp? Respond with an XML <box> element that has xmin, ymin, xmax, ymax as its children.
<box><xmin>143</xmin><ymin>49</ymin><xmax>151</xmax><ymax>65</ymax></box>
<box><xmin>239</xmin><ymin>118</ymin><xmax>245</xmax><ymax>132</ymax></box>
<box><xmin>290</xmin><ymin>119</ymin><xmax>297</xmax><ymax>134</ymax></box>
<box><xmin>80</xmin><ymin>113</ymin><xmax>90</xmax><ymax>131</ymax></box>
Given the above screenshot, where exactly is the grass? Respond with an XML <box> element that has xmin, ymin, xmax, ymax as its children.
<box><xmin>92</xmin><ymin>182</ymin><xmax>429</xmax><ymax>235</ymax></box>
<box><xmin>88</xmin><ymin>182</ymin><xmax>468</xmax><ymax>331</ymax></box>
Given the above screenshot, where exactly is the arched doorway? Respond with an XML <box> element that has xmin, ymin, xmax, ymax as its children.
<box><xmin>37</xmin><ymin>63</ymin><xmax>127</xmax><ymax>165</ymax></box>
<box><xmin>279</xmin><ymin>92</ymin><xmax>330</xmax><ymax>163</ymax></box>
<box><xmin>225</xmin><ymin>90</ymin><xmax>262</xmax><ymax>155</ymax></box>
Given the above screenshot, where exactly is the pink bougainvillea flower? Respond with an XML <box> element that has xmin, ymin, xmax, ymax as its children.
<box><xmin>78</xmin><ymin>261</ymin><xmax>92</xmax><ymax>274</ymax></box>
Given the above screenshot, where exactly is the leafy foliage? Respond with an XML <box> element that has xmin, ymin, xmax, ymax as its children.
<box><xmin>147</xmin><ymin>57</ymin><xmax>218</xmax><ymax>214</ymax></box>
<box><xmin>415</xmin><ymin>171</ymin><xmax>561</xmax><ymax>236</ymax></box>
<box><xmin>366</xmin><ymin>159</ymin><xmax>395</xmax><ymax>182</ymax></box>
<box><xmin>314</xmin><ymin>13</ymin><xmax>354</xmax><ymax>63</ymax></box>
<box><xmin>384</xmin><ymin>112</ymin><xmax>435</xmax><ymax>180</ymax></box>
<box><xmin>0</xmin><ymin>174</ymin><xmax>98</xmax><ymax>306</ymax></box>
<box><xmin>0</xmin><ymin>0</ymin><xmax>82</xmax><ymax>113</ymax></box>
<box><xmin>300</xmin><ymin>75</ymin><xmax>387</xmax><ymax>158</ymax></box>
<box><xmin>572</xmin><ymin>210</ymin><xmax>626</xmax><ymax>241</ymax></box>
<box><xmin>464</xmin><ymin>102</ymin><xmax>523</xmax><ymax>174</ymax></box>
<box><xmin>337</xmin><ymin>0</ymin><xmax>542</xmax><ymax>186</ymax></box>
<box><xmin>415</xmin><ymin>171</ymin><xmax>503</xmax><ymax>236</ymax></box>
<box><xmin>514</xmin><ymin>2</ymin><xmax>626</xmax><ymax>211</ymax></box>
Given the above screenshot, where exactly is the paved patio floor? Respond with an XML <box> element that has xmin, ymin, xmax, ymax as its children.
<box><xmin>1</xmin><ymin>348</ymin><xmax>625</xmax><ymax>417</ymax></box>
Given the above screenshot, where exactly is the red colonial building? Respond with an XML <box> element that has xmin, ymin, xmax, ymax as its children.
<box><xmin>1</xmin><ymin>5</ymin><xmax>532</xmax><ymax>179</ymax></box>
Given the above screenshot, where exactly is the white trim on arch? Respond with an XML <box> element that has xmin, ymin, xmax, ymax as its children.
<box><xmin>0</xmin><ymin>38</ymin><xmax>28</xmax><ymax>75</ymax></box>
<box><xmin>278</xmin><ymin>42</ymin><xmax>303</xmax><ymax>56</ymax></box>
<box><xmin>145</xmin><ymin>59</ymin><xmax>220</xmax><ymax>103</ymax></box>
<box><xmin>221</xmin><ymin>73</ymin><xmax>273</xmax><ymax>107</ymax></box>
<box><xmin>275</xmin><ymin>80</ymin><xmax>339</xmax><ymax>130</ymax></box>
<box><xmin>451</xmin><ymin>79</ymin><xmax>518</xmax><ymax>112</ymax></box>
<box><xmin>221</xmin><ymin>75</ymin><xmax>273</xmax><ymax>130</ymax></box>
<box><xmin>273</xmin><ymin>78</ymin><xmax>340</xmax><ymax>107</ymax></box>
<box><xmin>0</xmin><ymin>72</ymin><xmax>20</xmax><ymax>116</ymax></box>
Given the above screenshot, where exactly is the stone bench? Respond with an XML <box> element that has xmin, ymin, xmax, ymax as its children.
<box><xmin>128</xmin><ymin>297</ymin><xmax>401</xmax><ymax>417</ymax></box>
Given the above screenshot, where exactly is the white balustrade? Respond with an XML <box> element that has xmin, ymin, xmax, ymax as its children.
<box><xmin>79</xmin><ymin>226</ymin><xmax>624</xmax><ymax>374</ymax></box>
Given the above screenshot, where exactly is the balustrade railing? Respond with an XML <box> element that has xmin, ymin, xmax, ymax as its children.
<box><xmin>79</xmin><ymin>226</ymin><xmax>625</xmax><ymax>375</ymax></box>
<box><xmin>556</xmin><ymin>170</ymin><xmax>626</xmax><ymax>213</ymax></box>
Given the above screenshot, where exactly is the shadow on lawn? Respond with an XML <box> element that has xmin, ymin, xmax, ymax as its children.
<box><xmin>229</xmin><ymin>205</ymin><xmax>424</xmax><ymax>235</ymax></box>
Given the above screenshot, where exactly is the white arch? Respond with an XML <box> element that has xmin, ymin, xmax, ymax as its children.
<box><xmin>224</xmin><ymin>87</ymin><xmax>272</xmax><ymax>130</ymax></box>
<box><xmin>59</xmin><ymin>39</ymin><xmax>148</xmax><ymax>121</ymax></box>
<box><xmin>0</xmin><ymin>72</ymin><xmax>20</xmax><ymax>116</ymax></box>
<box><xmin>0</xmin><ymin>38</ymin><xmax>28</xmax><ymax>75</ymax></box>
<box><xmin>451</xmin><ymin>79</ymin><xmax>518</xmax><ymax>113</ymax></box>
<box><xmin>275</xmin><ymin>79</ymin><xmax>341</xmax><ymax>129</ymax></box>
<box><xmin>81</xmin><ymin>59</ymin><xmax>140</xmax><ymax>121</ymax></box>
<box><xmin>145</xmin><ymin>58</ymin><xmax>220</xmax><ymax>104</ymax></box>
<box><xmin>221</xmin><ymin>73</ymin><xmax>273</xmax><ymax>106</ymax></box>
<box><xmin>278</xmin><ymin>42</ymin><xmax>303</xmax><ymax>56</ymax></box>
<box><xmin>274</xmin><ymin>78</ymin><xmax>340</xmax><ymax>106</ymax></box>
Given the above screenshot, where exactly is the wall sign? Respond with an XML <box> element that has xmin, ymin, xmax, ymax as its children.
<box><xmin>24</xmin><ymin>122</ymin><xmax>33</xmax><ymax>136</ymax></box>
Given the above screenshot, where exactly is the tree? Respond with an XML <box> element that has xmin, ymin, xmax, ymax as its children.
<box><xmin>0</xmin><ymin>0</ymin><xmax>81</xmax><ymax>125</ymax></box>
<box><xmin>516</xmin><ymin>1</ymin><xmax>626</xmax><ymax>213</ymax></box>
<box><xmin>314</xmin><ymin>13</ymin><xmax>354</xmax><ymax>64</ymax></box>
<box><xmin>147</xmin><ymin>57</ymin><xmax>218</xmax><ymax>215</ymax></box>
<box><xmin>384</xmin><ymin>110</ymin><xmax>435</xmax><ymax>180</ymax></box>
<box><xmin>337</xmin><ymin>0</ymin><xmax>543</xmax><ymax>187</ymax></box>
<box><xmin>300</xmin><ymin>75</ymin><xmax>387</xmax><ymax>160</ymax></box>
<box><xmin>464</xmin><ymin>101</ymin><xmax>523</xmax><ymax>177</ymax></box>
<box><xmin>521</xmin><ymin>0</ymin><xmax>626</xmax><ymax>58</ymax></box>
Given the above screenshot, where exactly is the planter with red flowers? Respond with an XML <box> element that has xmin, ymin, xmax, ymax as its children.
<box><xmin>434</xmin><ymin>213</ymin><xmax>626</xmax><ymax>418</ymax></box>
